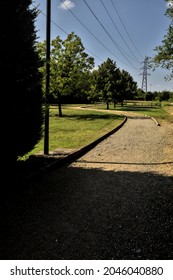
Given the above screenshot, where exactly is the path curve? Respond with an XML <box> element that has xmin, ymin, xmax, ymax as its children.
<box><xmin>72</xmin><ymin>114</ymin><xmax>173</xmax><ymax>175</ymax></box>
<box><xmin>0</xmin><ymin>112</ymin><xmax>173</xmax><ymax>260</ymax></box>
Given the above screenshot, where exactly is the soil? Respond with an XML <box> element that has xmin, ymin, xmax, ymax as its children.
<box><xmin>0</xmin><ymin>110</ymin><xmax>173</xmax><ymax>260</ymax></box>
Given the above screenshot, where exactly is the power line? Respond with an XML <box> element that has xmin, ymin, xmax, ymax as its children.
<box><xmin>82</xmin><ymin>0</ymin><xmax>139</xmax><ymax>72</ymax></box>
<box><xmin>99</xmin><ymin>0</ymin><xmax>141</xmax><ymax>64</ymax></box>
<box><xmin>34</xmin><ymin>4</ymin><xmax>69</xmax><ymax>35</ymax></box>
<box><xmin>111</xmin><ymin>0</ymin><xmax>143</xmax><ymax>60</ymax></box>
<box><xmin>58</xmin><ymin>0</ymin><xmax>127</xmax><ymax>66</ymax></box>
<box><xmin>35</xmin><ymin>1</ymin><xmax>140</xmax><ymax>73</ymax></box>
<box><xmin>33</xmin><ymin>3</ymin><xmax>103</xmax><ymax>62</ymax></box>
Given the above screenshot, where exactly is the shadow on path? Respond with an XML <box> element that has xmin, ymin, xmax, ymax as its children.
<box><xmin>76</xmin><ymin>160</ymin><xmax>173</xmax><ymax>166</ymax></box>
<box><xmin>0</xmin><ymin>166</ymin><xmax>173</xmax><ymax>260</ymax></box>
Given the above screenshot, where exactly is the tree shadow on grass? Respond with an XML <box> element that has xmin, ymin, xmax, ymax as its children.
<box><xmin>113</xmin><ymin>107</ymin><xmax>160</xmax><ymax>112</ymax></box>
<box><xmin>0</xmin><ymin>165</ymin><xmax>173</xmax><ymax>260</ymax></box>
<box><xmin>55</xmin><ymin>113</ymin><xmax>123</xmax><ymax>120</ymax></box>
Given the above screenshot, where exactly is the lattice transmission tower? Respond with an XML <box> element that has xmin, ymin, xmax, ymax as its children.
<box><xmin>140</xmin><ymin>56</ymin><xmax>150</xmax><ymax>92</ymax></box>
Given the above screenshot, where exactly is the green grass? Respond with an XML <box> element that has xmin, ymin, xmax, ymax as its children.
<box><xmin>93</xmin><ymin>102</ymin><xmax>173</xmax><ymax>124</ymax></box>
<box><xmin>21</xmin><ymin>106</ymin><xmax>124</xmax><ymax>159</ymax></box>
<box><xmin>19</xmin><ymin>102</ymin><xmax>173</xmax><ymax>160</ymax></box>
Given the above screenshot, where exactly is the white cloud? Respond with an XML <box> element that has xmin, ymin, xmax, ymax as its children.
<box><xmin>59</xmin><ymin>0</ymin><xmax>75</xmax><ymax>10</ymax></box>
<box><xmin>167</xmin><ymin>1</ymin><xmax>173</xmax><ymax>7</ymax></box>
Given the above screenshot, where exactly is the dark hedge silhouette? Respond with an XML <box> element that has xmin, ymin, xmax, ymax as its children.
<box><xmin>1</xmin><ymin>1</ymin><xmax>43</xmax><ymax>165</ymax></box>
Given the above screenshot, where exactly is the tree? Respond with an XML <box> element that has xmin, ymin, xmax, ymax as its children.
<box><xmin>37</xmin><ymin>32</ymin><xmax>94</xmax><ymax>116</ymax></box>
<box><xmin>136</xmin><ymin>88</ymin><xmax>145</xmax><ymax>100</ymax></box>
<box><xmin>157</xmin><ymin>90</ymin><xmax>171</xmax><ymax>101</ymax></box>
<box><xmin>151</xmin><ymin>0</ymin><xmax>173</xmax><ymax>79</ymax></box>
<box><xmin>95</xmin><ymin>59</ymin><xmax>137</xmax><ymax>107</ymax></box>
<box><xmin>96</xmin><ymin>58</ymin><xmax>119</xmax><ymax>109</ymax></box>
<box><xmin>87</xmin><ymin>69</ymin><xmax>102</xmax><ymax>103</ymax></box>
<box><xmin>116</xmin><ymin>70</ymin><xmax>137</xmax><ymax>105</ymax></box>
<box><xmin>60</xmin><ymin>33</ymin><xmax>94</xmax><ymax>104</ymax></box>
<box><xmin>1</xmin><ymin>0</ymin><xmax>43</xmax><ymax>165</ymax></box>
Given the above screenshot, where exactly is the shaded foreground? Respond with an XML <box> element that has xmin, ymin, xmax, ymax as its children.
<box><xmin>0</xmin><ymin>166</ymin><xmax>173</xmax><ymax>260</ymax></box>
<box><xmin>1</xmin><ymin>115</ymin><xmax>173</xmax><ymax>260</ymax></box>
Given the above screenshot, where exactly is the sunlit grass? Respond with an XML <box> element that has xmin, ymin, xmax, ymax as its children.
<box><xmin>19</xmin><ymin>102</ymin><xmax>173</xmax><ymax>160</ymax></box>
<box><xmin>93</xmin><ymin>102</ymin><xmax>173</xmax><ymax>124</ymax></box>
<box><xmin>21</xmin><ymin>106</ymin><xmax>124</xmax><ymax>158</ymax></box>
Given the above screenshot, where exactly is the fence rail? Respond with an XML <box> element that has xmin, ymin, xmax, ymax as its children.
<box><xmin>121</xmin><ymin>100</ymin><xmax>161</xmax><ymax>108</ymax></box>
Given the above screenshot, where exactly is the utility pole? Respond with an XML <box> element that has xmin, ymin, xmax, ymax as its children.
<box><xmin>44</xmin><ymin>0</ymin><xmax>51</xmax><ymax>155</ymax></box>
<box><xmin>140</xmin><ymin>56</ymin><xmax>150</xmax><ymax>93</ymax></box>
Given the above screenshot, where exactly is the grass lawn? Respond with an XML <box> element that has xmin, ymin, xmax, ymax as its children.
<box><xmin>93</xmin><ymin>102</ymin><xmax>173</xmax><ymax>124</ymax></box>
<box><xmin>16</xmin><ymin>103</ymin><xmax>172</xmax><ymax>179</ymax></box>
<box><xmin>19</xmin><ymin>102</ymin><xmax>173</xmax><ymax>161</ymax></box>
<box><xmin>20</xmin><ymin>105</ymin><xmax>124</xmax><ymax>159</ymax></box>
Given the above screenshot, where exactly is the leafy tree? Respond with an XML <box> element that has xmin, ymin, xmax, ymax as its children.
<box><xmin>36</xmin><ymin>40</ymin><xmax>48</xmax><ymax>98</ymax></box>
<box><xmin>37</xmin><ymin>32</ymin><xmax>94</xmax><ymax>116</ymax></box>
<box><xmin>96</xmin><ymin>58</ymin><xmax>119</xmax><ymax>109</ymax></box>
<box><xmin>145</xmin><ymin>91</ymin><xmax>155</xmax><ymax>101</ymax></box>
<box><xmin>157</xmin><ymin>90</ymin><xmax>171</xmax><ymax>101</ymax></box>
<box><xmin>87</xmin><ymin>69</ymin><xmax>102</xmax><ymax>103</ymax></box>
<box><xmin>151</xmin><ymin>0</ymin><xmax>173</xmax><ymax>79</ymax></box>
<box><xmin>113</xmin><ymin>69</ymin><xmax>137</xmax><ymax>105</ymax></box>
<box><xmin>60</xmin><ymin>33</ymin><xmax>94</xmax><ymax>102</ymax></box>
<box><xmin>1</xmin><ymin>1</ymin><xmax>43</xmax><ymax>165</ymax></box>
<box><xmin>136</xmin><ymin>88</ymin><xmax>145</xmax><ymax>100</ymax></box>
<box><xmin>118</xmin><ymin>70</ymin><xmax>137</xmax><ymax>104</ymax></box>
<box><xmin>95</xmin><ymin>59</ymin><xmax>137</xmax><ymax>107</ymax></box>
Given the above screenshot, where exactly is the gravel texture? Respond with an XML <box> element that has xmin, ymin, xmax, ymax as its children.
<box><xmin>73</xmin><ymin>114</ymin><xmax>173</xmax><ymax>175</ymax></box>
<box><xmin>0</xmin><ymin>113</ymin><xmax>173</xmax><ymax>260</ymax></box>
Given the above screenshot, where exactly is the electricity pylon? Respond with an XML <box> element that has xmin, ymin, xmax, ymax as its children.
<box><xmin>140</xmin><ymin>56</ymin><xmax>150</xmax><ymax>93</ymax></box>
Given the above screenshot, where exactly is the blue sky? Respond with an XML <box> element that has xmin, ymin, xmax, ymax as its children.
<box><xmin>33</xmin><ymin>0</ymin><xmax>173</xmax><ymax>92</ymax></box>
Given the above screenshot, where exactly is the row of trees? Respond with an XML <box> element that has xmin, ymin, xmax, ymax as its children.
<box><xmin>145</xmin><ymin>90</ymin><xmax>173</xmax><ymax>102</ymax></box>
<box><xmin>136</xmin><ymin>88</ymin><xmax>173</xmax><ymax>102</ymax></box>
<box><xmin>37</xmin><ymin>33</ymin><xmax>137</xmax><ymax>114</ymax></box>
<box><xmin>2</xmin><ymin>0</ymin><xmax>173</xmax><ymax>168</ymax></box>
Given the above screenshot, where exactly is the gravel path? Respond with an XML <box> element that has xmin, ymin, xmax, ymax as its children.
<box><xmin>0</xmin><ymin>114</ymin><xmax>173</xmax><ymax>260</ymax></box>
<box><xmin>73</xmin><ymin>114</ymin><xmax>173</xmax><ymax>175</ymax></box>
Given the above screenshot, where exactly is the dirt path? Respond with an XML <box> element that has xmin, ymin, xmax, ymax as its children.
<box><xmin>72</xmin><ymin>114</ymin><xmax>173</xmax><ymax>175</ymax></box>
<box><xmin>0</xmin><ymin>114</ymin><xmax>173</xmax><ymax>260</ymax></box>
<box><xmin>68</xmin><ymin>106</ymin><xmax>173</xmax><ymax>175</ymax></box>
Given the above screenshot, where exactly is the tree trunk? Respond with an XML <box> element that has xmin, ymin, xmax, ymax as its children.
<box><xmin>106</xmin><ymin>100</ymin><xmax>109</xmax><ymax>110</ymax></box>
<box><xmin>58</xmin><ymin>92</ymin><xmax>63</xmax><ymax>117</ymax></box>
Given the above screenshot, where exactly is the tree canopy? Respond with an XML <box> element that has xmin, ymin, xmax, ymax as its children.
<box><xmin>96</xmin><ymin>58</ymin><xmax>119</xmax><ymax>109</ymax></box>
<box><xmin>94</xmin><ymin>58</ymin><xmax>137</xmax><ymax>108</ymax></box>
<box><xmin>151</xmin><ymin>0</ymin><xmax>173</xmax><ymax>79</ymax></box>
<box><xmin>37</xmin><ymin>32</ymin><xmax>94</xmax><ymax>116</ymax></box>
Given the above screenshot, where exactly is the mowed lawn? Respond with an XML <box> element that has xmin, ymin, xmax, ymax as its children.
<box><xmin>25</xmin><ymin>105</ymin><xmax>124</xmax><ymax>157</ymax></box>
<box><xmin>20</xmin><ymin>103</ymin><xmax>173</xmax><ymax>160</ymax></box>
<box><xmin>93</xmin><ymin>102</ymin><xmax>173</xmax><ymax>124</ymax></box>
